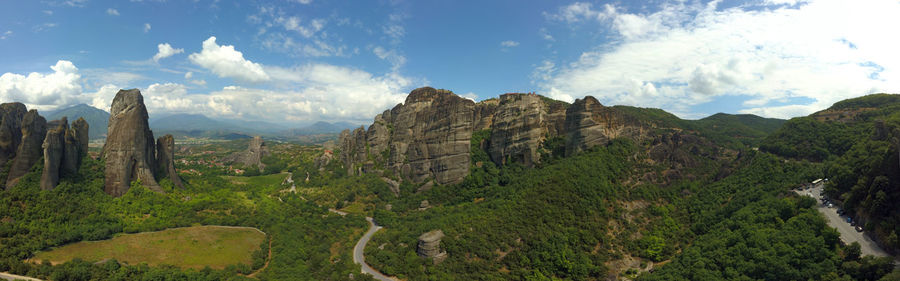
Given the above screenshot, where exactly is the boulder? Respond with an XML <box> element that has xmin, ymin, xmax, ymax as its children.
<box><xmin>6</xmin><ymin>110</ymin><xmax>47</xmax><ymax>188</ymax></box>
<box><xmin>0</xmin><ymin>103</ymin><xmax>27</xmax><ymax>168</ymax></box>
<box><xmin>41</xmin><ymin>118</ymin><xmax>67</xmax><ymax>190</ymax></box>
<box><xmin>156</xmin><ymin>134</ymin><xmax>183</xmax><ymax>188</ymax></box>
<box><xmin>417</xmin><ymin>230</ymin><xmax>448</xmax><ymax>264</ymax></box>
<box><xmin>102</xmin><ymin>89</ymin><xmax>162</xmax><ymax>196</ymax></box>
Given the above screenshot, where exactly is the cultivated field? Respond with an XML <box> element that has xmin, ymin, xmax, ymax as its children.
<box><xmin>31</xmin><ymin>225</ymin><xmax>266</xmax><ymax>269</ymax></box>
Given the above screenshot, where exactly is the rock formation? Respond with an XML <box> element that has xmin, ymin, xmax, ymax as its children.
<box><xmin>333</xmin><ymin>87</ymin><xmax>672</xmax><ymax>188</ymax></box>
<box><xmin>72</xmin><ymin>117</ymin><xmax>89</xmax><ymax>159</ymax></box>
<box><xmin>102</xmin><ymin>89</ymin><xmax>163</xmax><ymax>196</ymax></box>
<box><xmin>226</xmin><ymin>136</ymin><xmax>270</xmax><ymax>172</ymax></box>
<box><xmin>156</xmin><ymin>134</ymin><xmax>183</xmax><ymax>188</ymax></box>
<box><xmin>336</xmin><ymin>87</ymin><xmax>475</xmax><ymax>185</ymax></box>
<box><xmin>564</xmin><ymin>96</ymin><xmax>647</xmax><ymax>156</ymax></box>
<box><xmin>40</xmin><ymin>118</ymin><xmax>67</xmax><ymax>190</ymax></box>
<box><xmin>313</xmin><ymin>150</ymin><xmax>333</xmax><ymax>171</ymax></box>
<box><xmin>6</xmin><ymin>110</ymin><xmax>47</xmax><ymax>188</ymax></box>
<box><xmin>488</xmin><ymin>93</ymin><xmax>566</xmax><ymax>167</ymax></box>
<box><xmin>417</xmin><ymin>230</ymin><xmax>448</xmax><ymax>264</ymax></box>
<box><xmin>0</xmin><ymin>103</ymin><xmax>27</xmax><ymax>168</ymax></box>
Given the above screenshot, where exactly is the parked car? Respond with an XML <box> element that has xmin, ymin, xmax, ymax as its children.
<box><xmin>856</xmin><ymin>226</ymin><xmax>864</xmax><ymax>232</ymax></box>
<box><xmin>846</xmin><ymin>217</ymin><xmax>852</xmax><ymax>223</ymax></box>
<box><xmin>837</xmin><ymin>209</ymin><xmax>844</xmax><ymax>215</ymax></box>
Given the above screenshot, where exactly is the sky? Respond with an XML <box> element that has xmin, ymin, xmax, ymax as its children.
<box><xmin>0</xmin><ymin>0</ymin><xmax>898</xmax><ymax>126</ymax></box>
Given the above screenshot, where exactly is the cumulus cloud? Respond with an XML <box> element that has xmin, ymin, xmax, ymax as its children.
<box><xmin>539</xmin><ymin>0</ymin><xmax>900</xmax><ymax>118</ymax></box>
<box><xmin>275</xmin><ymin>16</ymin><xmax>325</xmax><ymax>38</ymax></box>
<box><xmin>152</xmin><ymin>43</ymin><xmax>184</xmax><ymax>62</ymax></box>
<box><xmin>106</xmin><ymin>8</ymin><xmax>119</xmax><ymax>16</ymax></box>
<box><xmin>0</xmin><ymin>60</ymin><xmax>83</xmax><ymax>109</ymax></box>
<box><xmin>188</xmin><ymin>36</ymin><xmax>270</xmax><ymax>83</ymax></box>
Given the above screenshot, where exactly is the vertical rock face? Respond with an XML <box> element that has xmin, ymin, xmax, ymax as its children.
<box><xmin>227</xmin><ymin>136</ymin><xmax>270</xmax><ymax>172</ymax></box>
<box><xmin>41</xmin><ymin>118</ymin><xmax>67</xmax><ymax>190</ymax></box>
<box><xmin>6</xmin><ymin>110</ymin><xmax>47</xmax><ymax>188</ymax></box>
<box><xmin>488</xmin><ymin>93</ymin><xmax>566</xmax><ymax>167</ymax></box>
<box><xmin>72</xmin><ymin>117</ymin><xmax>89</xmax><ymax>158</ymax></box>
<box><xmin>334</xmin><ymin>88</ymin><xmax>662</xmax><ymax>190</ymax></box>
<box><xmin>417</xmin><ymin>230</ymin><xmax>448</xmax><ymax>264</ymax></box>
<box><xmin>564</xmin><ymin>96</ymin><xmax>646</xmax><ymax>156</ymax></box>
<box><xmin>336</xmin><ymin>87</ymin><xmax>474</xmax><ymax>185</ymax></box>
<box><xmin>156</xmin><ymin>134</ymin><xmax>183</xmax><ymax>188</ymax></box>
<box><xmin>0</xmin><ymin>103</ymin><xmax>27</xmax><ymax>168</ymax></box>
<box><xmin>103</xmin><ymin>89</ymin><xmax>162</xmax><ymax>197</ymax></box>
<box><xmin>473</xmin><ymin>99</ymin><xmax>499</xmax><ymax>131</ymax></box>
<box><xmin>388</xmin><ymin>87</ymin><xmax>474</xmax><ymax>185</ymax></box>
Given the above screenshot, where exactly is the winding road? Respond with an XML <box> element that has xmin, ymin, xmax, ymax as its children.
<box><xmin>352</xmin><ymin>217</ymin><xmax>393</xmax><ymax>281</ymax></box>
<box><xmin>0</xmin><ymin>272</ymin><xmax>42</xmax><ymax>281</ymax></box>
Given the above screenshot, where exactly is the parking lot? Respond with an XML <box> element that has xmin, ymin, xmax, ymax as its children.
<box><xmin>795</xmin><ymin>184</ymin><xmax>890</xmax><ymax>257</ymax></box>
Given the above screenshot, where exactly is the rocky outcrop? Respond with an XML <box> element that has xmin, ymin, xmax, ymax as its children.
<box><xmin>417</xmin><ymin>230</ymin><xmax>447</xmax><ymax>264</ymax></box>
<box><xmin>313</xmin><ymin>150</ymin><xmax>333</xmax><ymax>171</ymax></box>
<box><xmin>41</xmin><ymin>118</ymin><xmax>67</xmax><ymax>190</ymax></box>
<box><xmin>334</xmin><ymin>87</ymin><xmax>671</xmax><ymax>188</ymax></box>
<box><xmin>226</xmin><ymin>136</ymin><xmax>270</xmax><ymax>172</ymax></box>
<box><xmin>488</xmin><ymin>93</ymin><xmax>566</xmax><ymax>167</ymax></box>
<box><xmin>156</xmin><ymin>134</ymin><xmax>183</xmax><ymax>188</ymax></box>
<box><xmin>72</xmin><ymin>117</ymin><xmax>89</xmax><ymax>159</ymax></box>
<box><xmin>0</xmin><ymin>103</ymin><xmax>27</xmax><ymax>168</ymax></box>
<box><xmin>102</xmin><ymin>89</ymin><xmax>163</xmax><ymax>196</ymax></box>
<box><xmin>337</xmin><ymin>87</ymin><xmax>475</xmax><ymax>185</ymax></box>
<box><xmin>6</xmin><ymin>110</ymin><xmax>47</xmax><ymax>188</ymax></box>
<box><xmin>564</xmin><ymin>96</ymin><xmax>648</xmax><ymax>156</ymax></box>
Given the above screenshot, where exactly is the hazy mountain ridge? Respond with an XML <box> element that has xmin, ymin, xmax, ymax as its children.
<box><xmin>46</xmin><ymin>104</ymin><xmax>109</xmax><ymax>140</ymax></box>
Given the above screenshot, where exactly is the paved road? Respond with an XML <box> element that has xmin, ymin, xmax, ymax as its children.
<box><xmin>795</xmin><ymin>185</ymin><xmax>891</xmax><ymax>257</ymax></box>
<box><xmin>0</xmin><ymin>272</ymin><xmax>42</xmax><ymax>281</ymax></box>
<box><xmin>353</xmin><ymin>217</ymin><xmax>393</xmax><ymax>281</ymax></box>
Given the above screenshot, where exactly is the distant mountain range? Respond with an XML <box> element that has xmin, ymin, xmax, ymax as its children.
<box><xmin>45</xmin><ymin>104</ymin><xmax>110</xmax><ymax>139</ymax></box>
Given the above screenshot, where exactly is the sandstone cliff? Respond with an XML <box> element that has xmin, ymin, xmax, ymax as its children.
<box><xmin>102</xmin><ymin>89</ymin><xmax>164</xmax><ymax>196</ymax></box>
<box><xmin>156</xmin><ymin>134</ymin><xmax>183</xmax><ymax>188</ymax></box>
<box><xmin>6</xmin><ymin>110</ymin><xmax>47</xmax><ymax>188</ymax></box>
<box><xmin>334</xmin><ymin>87</ymin><xmax>690</xmax><ymax>188</ymax></box>
<box><xmin>0</xmin><ymin>103</ymin><xmax>27</xmax><ymax>168</ymax></box>
<box><xmin>40</xmin><ymin>118</ymin><xmax>67</xmax><ymax>190</ymax></box>
<box><xmin>338</xmin><ymin>87</ymin><xmax>475</xmax><ymax>186</ymax></box>
<box><xmin>225</xmin><ymin>136</ymin><xmax>270</xmax><ymax>172</ymax></box>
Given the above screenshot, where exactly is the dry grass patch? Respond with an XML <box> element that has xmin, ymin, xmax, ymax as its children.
<box><xmin>32</xmin><ymin>225</ymin><xmax>265</xmax><ymax>269</ymax></box>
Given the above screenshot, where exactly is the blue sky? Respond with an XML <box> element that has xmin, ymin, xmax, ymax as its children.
<box><xmin>1</xmin><ymin>0</ymin><xmax>898</xmax><ymax>125</ymax></box>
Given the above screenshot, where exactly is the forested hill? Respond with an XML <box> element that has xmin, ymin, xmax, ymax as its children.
<box><xmin>761</xmin><ymin>93</ymin><xmax>900</xmax><ymax>256</ymax></box>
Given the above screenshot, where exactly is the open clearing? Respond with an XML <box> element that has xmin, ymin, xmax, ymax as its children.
<box><xmin>31</xmin><ymin>225</ymin><xmax>265</xmax><ymax>269</ymax></box>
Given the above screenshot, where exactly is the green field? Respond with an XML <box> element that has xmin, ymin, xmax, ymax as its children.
<box><xmin>31</xmin><ymin>226</ymin><xmax>266</xmax><ymax>269</ymax></box>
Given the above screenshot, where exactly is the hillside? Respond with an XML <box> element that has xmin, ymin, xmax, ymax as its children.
<box><xmin>761</xmin><ymin>93</ymin><xmax>900</xmax><ymax>256</ymax></box>
<box><xmin>46</xmin><ymin>104</ymin><xmax>109</xmax><ymax>139</ymax></box>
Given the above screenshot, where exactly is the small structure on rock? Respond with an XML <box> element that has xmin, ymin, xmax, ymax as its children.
<box><xmin>226</xmin><ymin>136</ymin><xmax>270</xmax><ymax>172</ymax></box>
<box><xmin>417</xmin><ymin>229</ymin><xmax>448</xmax><ymax>264</ymax></box>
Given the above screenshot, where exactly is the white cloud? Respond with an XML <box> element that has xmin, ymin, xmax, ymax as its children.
<box><xmin>188</xmin><ymin>36</ymin><xmax>270</xmax><ymax>83</ymax></box>
<box><xmin>88</xmin><ymin>84</ymin><xmax>121</xmax><ymax>111</ymax></box>
<box><xmin>184</xmin><ymin>72</ymin><xmax>193</xmax><ymax>79</ymax></box>
<box><xmin>106</xmin><ymin>8</ymin><xmax>119</xmax><ymax>16</ymax></box>
<box><xmin>540</xmin><ymin>0</ymin><xmax>900</xmax><ymax>118</ymax></box>
<box><xmin>373</xmin><ymin>46</ymin><xmax>406</xmax><ymax>72</ymax></box>
<box><xmin>293</xmin><ymin>0</ymin><xmax>312</xmax><ymax>4</ymax></box>
<box><xmin>545</xmin><ymin>2</ymin><xmax>615</xmax><ymax>23</ymax></box>
<box><xmin>460</xmin><ymin>92</ymin><xmax>478</xmax><ymax>101</ymax></box>
<box><xmin>275</xmin><ymin>16</ymin><xmax>325</xmax><ymax>38</ymax></box>
<box><xmin>143</xmin><ymin>23</ymin><xmax>151</xmax><ymax>33</ymax></box>
<box><xmin>43</xmin><ymin>10</ymin><xmax>53</xmax><ymax>15</ymax></box>
<box><xmin>0</xmin><ymin>31</ymin><xmax>11</xmax><ymax>40</ymax></box>
<box><xmin>501</xmin><ymin>40</ymin><xmax>520</xmax><ymax>47</ymax></box>
<box><xmin>0</xmin><ymin>60</ymin><xmax>83</xmax><ymax>109</ymax></box>
<box><xmin>152</xmin><ymin>43</ymin><xmax>184</xmax><ymax>62</ymax></box>
<box><xmin>33</xmin><ymin>23</ymin><xmax>57</xmax><ymax>32</ymax></box>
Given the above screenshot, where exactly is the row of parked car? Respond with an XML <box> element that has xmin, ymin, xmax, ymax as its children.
<box><xmin>820</xmin><ymin>192</ymin><xmax>864</xmax><ymax>232</ymax></box>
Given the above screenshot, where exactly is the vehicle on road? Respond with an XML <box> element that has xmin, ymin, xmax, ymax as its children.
<box><xmin>846</xmin><ymin>217</ymin><xmax>852</xmax><ymax>223</ymax></box>
<box><xmin>856</xmin><ymin>226</ymin><xmax>864</xmax><ymax>232</ymax></box>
